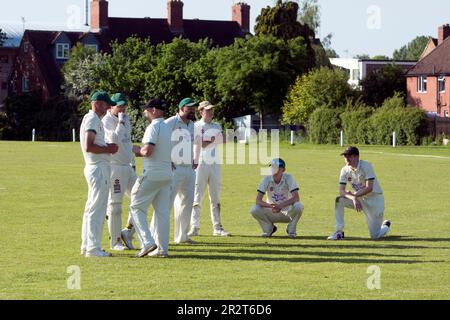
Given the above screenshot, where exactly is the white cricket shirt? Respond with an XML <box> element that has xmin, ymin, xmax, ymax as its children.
<box><xmin>165</xmin><ymin>114</ymin><xmax>195</xmax><ymax>166</ymax></box>
<box><xmin>102</xmin><ymin>110</ymin><xmax>135</xmax><ymax>166</ymax></box>
<box><xmin>257</xmin><ymin>173</ymin><xmax>299</xmax><ymax>207</ymax></box>
<box><xmin>80</xmin><ymin>110</ymin><xmax>109</xmax><ymax>165</ymax></box>
<box><xmin>194</xmin><ymin>119</ymin><xmax>223</xmax><ymax>165</ymax></box>
<box><xmin>142</xmin><ymin>118</ymin><xmax>173</xmax><ymax>181</ymax></box>
<box><xmin>339</xmin><ymin>160</ymin><xmax>383</xmax><ymax>195</ymax></box>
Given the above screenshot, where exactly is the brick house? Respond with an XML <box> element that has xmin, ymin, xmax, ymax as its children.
<box><xmin>9</xmin><ymin>0</ymin><xmax>251</xmax><ymax>101</ymax></box>
<box><xmin>406</xmin><ymin>24</ymin><xmax>450</xmax><ymax>118</ymax></box>
<box><xmin>0</xmin><ymin>47</ymin><xmax>19</xmax><ymax>110</ymax></box>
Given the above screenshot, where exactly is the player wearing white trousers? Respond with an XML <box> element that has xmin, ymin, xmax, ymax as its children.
<box><xmin>81</xmin><ymin>163</ymin><xmax>111</xmax><ymax>253</ymax></box>
<box><xmin>161</xmin><ymin>98</ymin><xmax>198</xmax><ymax>244</ymax></box>
<box><xmin>335</xmin><ymin>194</ymin><xmax>388</xmax><ymax>239</ymax></box>
<box><xmin>189</xmin><ymin>103</ymin><xmax>229</xmax><ymax>236</ymax></box>
<box><xmin>191</xmin><ymin>163</ymin><xmax>222</xmax><ymax>230</ymax></box>
<box><xmin>131</xmin><ymin>98</ymin><xmax>173</xmax><ymax>258</ymax></box>
<box><xmin>103</xmin><ymin>94</ymin><xmax>141</xmax><ymax>250</ymax></box>
<box><xmin>328</xmin><ymin>146</ymin><xmax>391</xmax><ymax>241</ymax></box>
<box><xmin>250</xmin><ymin>202</ymin><xmax>304</xmax><ymax>236</ymax></box>
<box><xmin>251</xmin><ymin>159</ymin><xmax>304</xmax><ymax>238</ymax></box>
<box><xmin>80</xmin><ymin>91</ymin><xmax>119</xmax><ymax>257</ymax></box>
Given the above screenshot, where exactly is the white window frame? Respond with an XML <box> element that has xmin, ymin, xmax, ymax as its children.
<box><xmin>418</xmin><ymin>76</ymin><xmax>427</xmax><ymax>93</ymax></box>
<box><xmin>84</xmin><ymin>44</ymin><xmax>98</xmax><ymax>52</ymax></box>
<box><xmin>23</xmin><ymin>42</ymin><xmax>29</xmax><ymax>54</ymax></box>
<box><xmin>438</xmin><ymin>76</ymin><xmax>446</xmax><ymax>93</ymax></box>
<box><xmin>22</xmin><ymin>76</ymin><xmax>30</xmax><ymax>93</ymax></box>
<box><xmin>56</xmin><ymin>43</ymin><xmax>70</xmax><ymax>59</ymax></box>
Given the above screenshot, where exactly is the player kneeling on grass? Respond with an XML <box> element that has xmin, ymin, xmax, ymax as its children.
<box><xmin>250</xmin><ymin>159</ymin><xmax>304</xmax><ymax>238</ymax></box>
<box><xmin>327</xmin><ymin>146</ymin><xmax>391</xmax><ymax>241</ymax></box>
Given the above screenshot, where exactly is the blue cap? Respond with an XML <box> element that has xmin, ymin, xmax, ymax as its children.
<box><xmin>270</xmin><ymin>158</ymin><xmax>286</xmax><ymax>168</ymax></box>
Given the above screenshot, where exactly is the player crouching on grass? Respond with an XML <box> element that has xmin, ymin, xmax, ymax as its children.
<box><xmin>250</xmin><ymin>158</ymin><xmax>304</xmax><ymax>238</ymax></box>
<box><xmin>327</xmin><ymin>146</ymin><xmax>391</xmax><ymax>241</ymax></box>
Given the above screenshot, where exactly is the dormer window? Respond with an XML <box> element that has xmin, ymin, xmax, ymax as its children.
<box><xmin>84</xmin><ymin>44</ymin><xmax>98</xmax><ymax>53</ymax></box>
<box><xmin>56</xmin><ymin>43</ymin><xmax>70</xmax><ymax>59</ymax></box>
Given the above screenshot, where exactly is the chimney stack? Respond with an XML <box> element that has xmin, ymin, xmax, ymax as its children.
<box><xmin>232</xmin><ymin>2</ymin><xmax>250</xmax><ymax>33</ymax></box>
<box><xmin>90</xmin><ymin>0</ymin><xmax>109</xmax><ymax>33</ymax></box>
<box><xmin>438</xmin><ymin>24</ymin><xmax>450</xmax><ymax>45</ymax></box>
<box><xmin>168</xmin><ymin>0</ymin><xmax>184</xmax><ymax>34</ymax></box>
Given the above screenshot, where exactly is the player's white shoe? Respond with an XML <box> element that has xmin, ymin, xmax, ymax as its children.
<box><xmin>80</xmin><ymin>248</ymin><xmax>86</xmax><ymax>256</ymax></box>
<box><xmin>382</xmin><ymin>220</ymin><xmax>391</xmax><ymax>228</ymax></box>
<box><xmin>111</xmin><ymin>242</ymin><xmax>127</xmax><ymax>251</ymax></box>
<box><xmin>121</xmin><ymin>228</ymin><xmax>135</xmax><ymax>250</ymax></box>
<box><xmin>327</xmin><ymin>231</ymin><xmax>345</xmax><ymax>240</ymax></box>
<box><xmin>188</xmin><ymin>227</ymin><xmax>200</xmax><ymax>237</ymax></box>
<box><xmin>147</xmin><ymin>250</ymin><xmax>169</xmax><ymax>258</ymax></box>
<box><xmin>136</xmin><ymin>244</ymin><xmax>158</xmax><ymax>258</ymax></box>
<box><xmin>213</xmin><ymin>228</ymin><xmax>230</xmax><ymax>237</ymax></box>
<box><xmin>86</xmin><ymin>249</ymin><xmax>112</xmax><ymax>257</ymax></box>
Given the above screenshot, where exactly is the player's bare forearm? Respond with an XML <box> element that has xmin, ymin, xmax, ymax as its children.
<box><xmin>139</xmin><ymin>144</ymin><xmax>154</xmax><ymax>157</ymax></box>
<box><xmin>256</xmin><ymin>194</ymin><xmax>272</xmax><ymax>208</ymax></box>
<box><xmin>277</xmin><ymin>192</ymin><xmax>300</xmax><ymax>209</ymax></box>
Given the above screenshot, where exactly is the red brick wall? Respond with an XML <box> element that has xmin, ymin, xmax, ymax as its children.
<box><xmin>407</xmin><ymin>76</ymin><xmax>450</xmax><ymax>117</ymax></box>
<box><xmin>232</xmin><ymin>3</ymin><xmax>250</xmax><ymax>33</ymax></box>
<box><xmin>10</xmin><ymin>35</ymin><xmax>49</xmax><ymax>101</ymax></box>
<box><xmin>168</xmin><ymin>0</ymin><xmax>184</xmax><ymax>33</ymax></box>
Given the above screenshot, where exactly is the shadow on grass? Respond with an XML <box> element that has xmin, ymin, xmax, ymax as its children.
<box><xmin>171</xmin><ymin>247</ymin><xmax>421</xmax><ymax>258</ymax></box>
<box><xmin>167</xmin><ymin>253</ymin><xmax>435</xmax><ymax>264</ymax></box>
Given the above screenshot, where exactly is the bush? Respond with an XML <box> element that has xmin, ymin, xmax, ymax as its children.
<box><xmin>308</xmin><ymin>107</ymin><xmax>341</xmax><ymax>144</ymax></box>
<box><xmin>282</xmin><ymin>67</ymin><xmax>354</xmax><ymax>125</ymax></box>
<box><xmin>368</xmin><ymin>93</ymin><xmax>426</xmax><ymax>145</ymax></box>
<box><xmin>340</xmin><ymin>98</ymin><xmax>373</xmax><ymax>144</ymax></box>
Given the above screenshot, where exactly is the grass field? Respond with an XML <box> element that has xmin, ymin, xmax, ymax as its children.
<box><xmin>0</xmin><ymin>141</ymin><xmax>449</xmax><ymax>300</ymax></box>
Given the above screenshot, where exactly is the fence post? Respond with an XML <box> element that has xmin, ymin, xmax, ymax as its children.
<box><xmin>290</xmin><ymin>130</ymin><xmax>295</xmax><ymax>145</ymax></box>
<box><xmin>340</xmin><ymin>130</ymin><xmax>344</xmax><ymax>147</ymax></box>
<box><xmin>393</xmin><ymin>131</ymin><xmax>396</xmax><ymax>148</ymax></box>
<box><xmin>32</xmin><ymin>128</ymin><xmax>35</xmax><ymax>142</ymax></box>
<box><xmin>72</xmin><ymin>129</ymin><xmax>76</xmax><ymax>142</ymax></box>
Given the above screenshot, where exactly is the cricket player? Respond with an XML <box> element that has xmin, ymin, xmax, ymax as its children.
<box><xmin>80</xmin><ymin>91</ymin><xmax>118</xmax><ymax>258</ymax></box>
<box><xmin>102</xmin><ymin>93</ymin><xmax>141</xmax><ymax>251</ymax></box>
<box><xmin>250</xmin><ymin>159</ymin><xmax>304</xmax><ymax>238</ymax></box>
<box><xmin>327</xmin><ymin>146</ymin><xmax>391</xmax><ymax>240</ymax></box>
<box><xmin>130</xmin><ymin>98</ymin><xmax>173</xmax><ymax>258</ymax></box>
<box><xmin>154</xmin><ymin>97</ymin><xmax>197</xmax><ymax>244</ymax></box>
<box><xmin>188</xmin><ymin>101</ymin><xmax>230</xmax><ymax>237</ymax></box>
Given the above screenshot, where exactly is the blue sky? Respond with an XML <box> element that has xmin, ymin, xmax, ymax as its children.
<box><xmin>1</xmin><ymin>0</ymin><xmax>450</xmax><ymax>58</ymax></box>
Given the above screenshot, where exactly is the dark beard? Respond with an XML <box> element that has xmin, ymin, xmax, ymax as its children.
<box><xmin>187</xmin><ymin>112</ymin><xmax>197</xmax><ymax>122</ymax></box>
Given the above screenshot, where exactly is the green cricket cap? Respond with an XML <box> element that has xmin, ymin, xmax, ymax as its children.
<box><xmin>178</xmin><ymin>97</ymin><xmax>198</xmax><ymax>109</ymax></box>
<box><xmin>111</xmin><ymin>93</ymin><xmax>128</xmax><ymax>107</ymax></box>
<box><xmin>90</xmin><ymin>91</ymin><xmax>116</xmax><ymax>106</ymax></box>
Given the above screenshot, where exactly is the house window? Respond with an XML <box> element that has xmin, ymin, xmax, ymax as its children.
<box><xmin>438</xmin><ymin>76</ymin><xmax>446</xmax><ymax>92</ymax></box>
<box><xmin>23</xmin><ymin>42</ymin><xmax>29</xmax><ymax>53</ymax></box>
<box><xmin>84</xmin><ymin>44</ymin><xmax>98</xmax><ymax>52</ymax></box>
<box><xmin>56</xmin><ymin>43</ymin><xmax>70</xmax><ymax>59</ymax></box>
<box><xmin>22</xmin><ymin>76</ymin><xmax>30</xmax><ymax>92</ymax></box>
<box><xmin>445</xmin><ymin>110</ymin><xmax>449</xmax><ymax>118</ymax></box>
<box><xmin>0</xmin><ymin>55</ymin><xmax>8</xmax><ymax>64</ymax></box>
<box><xmin>418</xmin><ymin>76</ymin><xmax>427</xmax><ymax>93</ymax></box>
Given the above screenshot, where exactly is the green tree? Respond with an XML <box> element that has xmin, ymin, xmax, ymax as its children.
<box><xmin>354</xmin><ymin>54</ymin><xmax>370</xmax><ymax>60</ymax></box>
<box><xmin>146</xmin><ymin>37</ymin><xmax>211</xmax><ymax>115</ymax></box>
<box><xmin>62</xmin><ymin>43</ymin><xmax>106</xmax><ymax>102</ymax></box>
<box><xmin>213</xmin><ymin>35</ymin><xmax>312</xmax><ymax>128</ymax></box>
<box><xmin>255</xmin><ymin>1</ymin><xmax>315</xmax><ymax>41</ymax></box>
<box><xmin>0</xmin><ymin>29</ymin><xmax>7</xmax><ymax>46</ymax></box>
<box><xmin>282</xmin><ymin>66</ymin><xmax>354</xmax><ymax>125</ymax></box>
<box><xmin>371</xmin><ymin>55</ymin><xmax>390</xmax><ymax>60</ymax></box>
<box><xmin>360</xmin><ymin>64</ymin><xmax>406</xmax><ymax>107</ymax></box>
<box><xmin>393</xmin><ymin>36</ymin><xmax>429</xmax><ymax>60</ymax></box>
